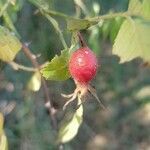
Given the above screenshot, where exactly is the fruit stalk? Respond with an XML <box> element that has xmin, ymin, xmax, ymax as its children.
<box><xmin>77</xmin><ymin>32</ymin><xmax>87</xmax><ymax>47</ymax></box>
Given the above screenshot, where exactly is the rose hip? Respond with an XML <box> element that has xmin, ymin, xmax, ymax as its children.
<box><xmin>69</xmin><ymin>47</ymin><xmax>98</xmax><ymax>85</ymax></box>
<box><xmin>62</xmin><ymin>33</ymin><xmax>105</xmax><ymax>110</ymax></box>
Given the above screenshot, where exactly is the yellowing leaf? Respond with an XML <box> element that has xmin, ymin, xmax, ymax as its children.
<box><xmin>41</xmin><ymin>50</ymin><xmax>70</xmax><ymax>81</ymax></box>
<box><xmin>113</xmin><ymin>19</ymin><xmax>150</xmax><ymax>63</ymax></box>
<box><xmin>128</xmin><ymin>0</ymin><xmax>142</xmax><ymax>15</ymax></box>
<box><xmin>0</xmin><ymin>113</ymin><xmax>4</xmax><ymax>136</ymax></box>
<box><xmin>142</xmin><ymin>0</ymin><xmax>150</xmax><ymax>20</ymax></box>
<box><xmin>10</xmin><ymin>0</ymin><xmax>16</xmax><ymax>5</ymax></box>
<box><xmin>0</xmin><ymin>113</ymin><xmax>7</xmax><ymax>150</ymax></box>
<box><xmin>57</xmin><ymin>98</ymin><xmax>83</xmax><ymax>143</ymax></box>
<box><xmin>128</xmin><ymin>0</ymin><xmax>150</xmax><ymax>20</ymax></box>
<box><xmin>0</xmin><ymin>26</ymin><xmax>21</xmax><ymax>62</ymax></box>
<box><xmin>27</xmin><ymin>72</ymin><xmax>41</xmax><ymax>92</ymax></box>
<box><xmin>135</xmin><ymin>86</ymin><xmax>150</xmax><ymax>99</ymax></box>
<box><xmin>0</xmin><ymin>132</ymin><xmax>8</xmax><ymax>150</ymax></box>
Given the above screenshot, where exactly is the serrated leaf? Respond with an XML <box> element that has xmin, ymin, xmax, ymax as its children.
<box><xmin>27</xmin><ymin>72</ymin><xmax>41</xmax><ymax>92</ymax></box>
<box><xmin>0</xmin><ymin>132</ymin><xmax>8</xmax><ymax>150</ymax></box>
<box><xmin>0</xmin><ymin>26</ymin><xmax>21</xmax><ymax>62</ymax></box>
<box><xmin>41</xmin><ymin>50</ymin><xmax>70</xmax><ymax>81</ymax></box>
<box><xmin>67</xmin><ymin>18</ymin><xmax>96</xmax><ymax>31</ymax></box>
<box><xmin>113</xmin><ymin>19</ymin><xmax>150</xmax><ymax>63</ymax></box>
<box><xmin>57</xmin><ymin>98</ymin><xmax>83</xmax><ymax>143</ymax></box>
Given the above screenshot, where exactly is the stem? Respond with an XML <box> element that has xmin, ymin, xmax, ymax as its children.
<box><xmin>77</xmin><ymin>32</ymin><xmax>87</xmax><ymax>47</ymax></box>
<box><xmin>43</xmin><ymin>13</ymin><xmax>68</xmax><ymax>49</ymax></box>
<box><xmin>74</xmin><ymin>0</ymin><xmax>89</xmax><ymax>16</ymax></box>
<box><xmin>29</xmin><ymin>0</ymin><xmax>136</xmax><ymax>25</ymax></box>
<box><xmin>43</xmin><ymin>8</ymin><xmax>135</xmax><ymax>22</ymax></box>
<box><xmin>0</xmin><ymin>0</ymin><xmax>20</xmax><ymax>37</ymax></box>
<box><xmin>0</xmin><ymin>0</ymin><xmax>11</xmax><ymax>17</ymax></box>
<box><xmin>22</xmin><ymin>43</ymin><xmax>57</xmax><ymax>129</ymax></box>
<box><xmin>88</xmin><ymin>12</ymin><xmax>133</xmax><ymax>22</ymax></box>
<box><xmin>44</xmin><ymin>9</ymin><xmax>72</xmax><ymax>19</ymax></box>
<box><xmin>74</xmin><ymin>0</ymin><xmax>81</xmax><ymax>18</ymax></box>
<box><xmin>8</xmin><ymin>61</ymin><xmax>37</xmax><ymax>72</ymax></box>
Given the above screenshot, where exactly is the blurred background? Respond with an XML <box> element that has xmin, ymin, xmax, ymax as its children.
<box><xmin>0</xmin><ymin>0</ymin><xmax>150</xmax><ymax>149</ymax></box>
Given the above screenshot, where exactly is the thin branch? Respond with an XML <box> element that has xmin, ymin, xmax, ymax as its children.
<box><xmin>43</xmin><ymin>13</ymin><xmax>68</xmax><ymax>49</ymax></box>
<box><xmin>32</xmin><ymin>0</ymin><xmax>136</xmax><ymax>23</ymax></box>
<box><xmin>74</xmin><ymin>0</ymin><xmax>89</xmax><ymax>16</ymax></box>
<box><xmin>8</xmin><ymin>61</ymin><xmax>37</xmax><ymax>72</ymax></box>
<box><xmin>88</xmin><ymin>12</ymin><xmax>134</xmax><ymax>22</ymax></box>
<box><xmin>44</xmin><ymin>9</ymin><xmax>72</xmax><ymax>19</ymax></box>
<box><xmin>29</xmin><ymin>0</ymin><xmax>74</xmax><ymax>19</ymax></box>
<box><xmin>22</xmin><ymin>44</ymin><xmax>39</xmax><ymax>68</ymax></box>
<box><xmin>30</xmin><ymin>0</ymin><xmax>137</xmax><ymax>25</ymax></box>
<box><xmin>22</xmin><ymin>43</ymin><xmax>57</xmax><ymax>129</ymax></box>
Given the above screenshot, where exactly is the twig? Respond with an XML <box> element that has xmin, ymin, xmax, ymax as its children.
<box><xmin>77</xmin><ymin>32</ymin><xmax>87</xmax><ymax>47</ymax></box>
<box><xmin>88</xmin><ymin>12</ymin><xmax>133</xmax><ymax>22</ymax></box>
<box><xmin>21</xmin><ymin>43</ymin><xmax>57</xmax><ymax>129</ymax></box>
<box><xmin>30</xmin><ymin>0</ymin><xmax>136</xmax><ymax>25</ymax></box>
<box><xmin>29</xmin><ymin>0</ymin><xmax>137</xmax><ymax>29</ymax></box>
<box><xmin>8</xmin><ymin>61</ymin><xmax>37</xmax><ymax>72</ymax></box>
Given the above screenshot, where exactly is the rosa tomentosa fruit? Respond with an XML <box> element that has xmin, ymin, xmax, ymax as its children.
<box><xmin>62</xmin><ymin>45</ymin><xmax>105</xmax><ymax>110</ymax></box>
<box><xmin>69</xmin><ymin>47</ymin><xmax>98</xmax><ymax>84</ymax></box>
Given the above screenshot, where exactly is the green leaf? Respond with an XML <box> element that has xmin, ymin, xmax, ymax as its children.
<box><xmin>27</xmin><ymin>72</ymin><xmax>41</xmax><ymax>92</ymax></box>
<box><xmin>57</xmin><ymin>98</ymin><xmax>83</xmax><ymax>143</ymax></box>
<box><xmin>41</xmin><ymin>50</ymin><xmax>70</xmax><ymax>81</ymax></box>
<box><xmin>113</xmin><ymin>19</ymin><xmax>150</xmax><ymax>63</ymax></box>
<box><xmin>0</xmin><ymin>26</ymin><xmax>21</xmax><ymax>62</ymax></box>
<box><xmin>109</xmin><ymin>17</ymin><xmax>124</xmax><ymax>43</ymax></box>
<box><xmin>67</xmin><ymin>18</ymin><xmax>96</xmax><ymax>31</ymax></box>
<box><xmin>101</xmin><ymin>20</ymin><xmax>111</xmax><ymax>39</ymax></box>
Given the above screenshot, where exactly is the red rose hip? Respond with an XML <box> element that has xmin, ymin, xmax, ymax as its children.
<box><xmin>69</xmin><ymin>47</ymin><xmax>98</xmax><ymax>84</ymax></box>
